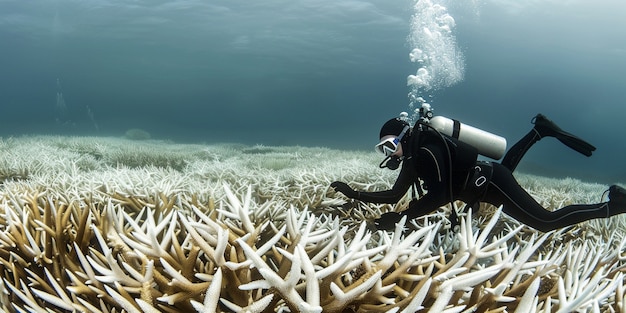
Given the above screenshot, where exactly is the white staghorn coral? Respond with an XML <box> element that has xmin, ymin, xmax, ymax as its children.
<box><xmin>0</xmin><ymin>136</ymin><xmax>624</xmax><ymax>312</ymax></box>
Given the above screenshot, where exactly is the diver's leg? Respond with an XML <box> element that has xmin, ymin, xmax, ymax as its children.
<box><xmin>484</xmin><ymin>164</ymin><xmax>611</xmax><ymax>232</ymax></box>
<box><xmin>500</xmin><ymin>114</ymin><xmax>596</xmax><ymax>172</ymax></box>
<box><xmin>500</xmin><ymin>129</ymin><xmax>541</xmax><ymax>171</ymax></box>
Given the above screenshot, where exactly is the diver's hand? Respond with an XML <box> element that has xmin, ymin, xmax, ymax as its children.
<box><xmin>330</xmin><ymin>181</ymin><xmax>359</xmax><ymax>199</ymax></box>
<box><xmin>374</xmin><ymin>212</ymin><xmax>403</xmax><ymax>231</ymax></box>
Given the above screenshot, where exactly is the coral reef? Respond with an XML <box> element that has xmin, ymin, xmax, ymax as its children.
<box><xmin>0</xmin><ymin>136</ymin><xmax>624</xmax><ymax>312</ymax></box>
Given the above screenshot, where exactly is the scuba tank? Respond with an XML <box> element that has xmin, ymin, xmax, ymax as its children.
<box><xmin>428</xmin><ymin>116</ymin><xmax>507</xmax><ymax>160</ymax></box>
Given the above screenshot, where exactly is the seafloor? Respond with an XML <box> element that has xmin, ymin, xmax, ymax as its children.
<box><xmin>0</xmin><ymin>135</ymin><xmax>624</xmax><ymax>312</ymax></box>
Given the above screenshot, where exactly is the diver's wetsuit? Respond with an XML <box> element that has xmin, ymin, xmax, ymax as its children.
<box><xmin>356</xmin><ymin>126</ymin><xmax>611</xmax><ymax>232</ymax></box>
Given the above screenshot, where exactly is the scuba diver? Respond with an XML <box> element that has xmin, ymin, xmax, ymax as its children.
<box><xmin>331</xmin><ymin>111</ymin><xmax>626</xmax><ymax>232</ymax></box>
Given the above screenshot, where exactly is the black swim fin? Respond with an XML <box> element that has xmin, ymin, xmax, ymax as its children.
<box><xmin>555</xmin><ymin>134</ymin><xmax>596</xmax><ymax>157</ymax></box>
<box><xmin>533</xmin><ymin>114</ymin><xmax>596</xmax><ymax>157</ymax></box>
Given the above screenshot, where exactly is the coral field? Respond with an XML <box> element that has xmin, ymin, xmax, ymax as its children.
<box><xmin>0</xmin><ymin>136</ymin><xmax>625</xmax><ymax>312</ymax></box>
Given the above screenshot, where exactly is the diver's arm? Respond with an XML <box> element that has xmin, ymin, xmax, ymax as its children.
<box><xmin>374</xmin><ymin>146</ymin><xmax>452</xmax><ymax>230</ymax></box>
<box><xmin>357</xmin><ymin>165</ymin><xmax>413</xmax><ymax>204</ymax></box>
<box><xmin>402</xmin><ymin>186</ymin><xmax>449</xmax><ymax>219</ymax></box>
<box><xmin>331</xmin><ymin>161</ymin><xmax>413</xmax><ymax>204</ymax></box>
<box><xmin>400</xmin><ymin>146</ymin><xmax>451</xmax><ymax>219</ymax></box>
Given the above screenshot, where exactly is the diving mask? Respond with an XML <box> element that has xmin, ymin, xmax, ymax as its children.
<box><xmin>375</xmin><ymin>125</ymin><xmax>409</xmax><ymax>156</ymax></box>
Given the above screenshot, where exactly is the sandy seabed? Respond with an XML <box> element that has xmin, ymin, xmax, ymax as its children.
<box><xmin>0</xmin><ymin>135</ymin><xmax>624</xmax><ymax>313</ymax></box>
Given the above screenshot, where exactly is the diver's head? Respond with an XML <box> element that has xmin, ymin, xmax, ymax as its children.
<box><xmin>376</xmin><ymin>118</ymin><xmax>410</xmax><ymax>157</ymax></box>
<box><xmin>376</xmin><ymin>118</ymin><xmax>410</xmax><ymax>170</ymax></box>
<box><xmin>379</xmin><ymin>117</ymin><xmax>409</xmax><ymax>139</ymax></box>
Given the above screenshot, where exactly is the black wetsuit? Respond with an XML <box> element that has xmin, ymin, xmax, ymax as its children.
<box><xmin>358</xmin><ymin>127</ymin><xmax>611</xmax><ymax>232</ymax></box>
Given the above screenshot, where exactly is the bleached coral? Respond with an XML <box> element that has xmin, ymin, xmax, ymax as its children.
<box><xmin>0</xmin><ymin>136</ymin><xmax>624</xmax><ymax>312</ymax></box>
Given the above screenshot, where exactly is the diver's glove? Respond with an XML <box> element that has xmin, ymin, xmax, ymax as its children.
<box><xmin>374</xmin><ymin>212</ymin><xmax>403</xmax><ymax>231</ymax></box>
<box><xmin>330</xmin><ymin>181</ymin><xmax>359</xmax><ymax>199</ymax></box>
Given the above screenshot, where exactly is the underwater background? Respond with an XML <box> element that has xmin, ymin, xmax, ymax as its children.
<box><xmin>1</xmin><ymin>0</ymin><xmax>625</xmax><ymax>184</ymax></box>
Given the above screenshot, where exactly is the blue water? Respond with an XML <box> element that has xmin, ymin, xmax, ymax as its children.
<box><xmin>1</xmin><ymin>0</ymin><xmax>625</xmax><ymax>184</ymax></box>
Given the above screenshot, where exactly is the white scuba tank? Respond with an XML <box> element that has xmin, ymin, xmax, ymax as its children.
<box><xmin>428</xmin><ymin>116</ymin><xmax>507</xmax><ymax>160</ymax></box>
